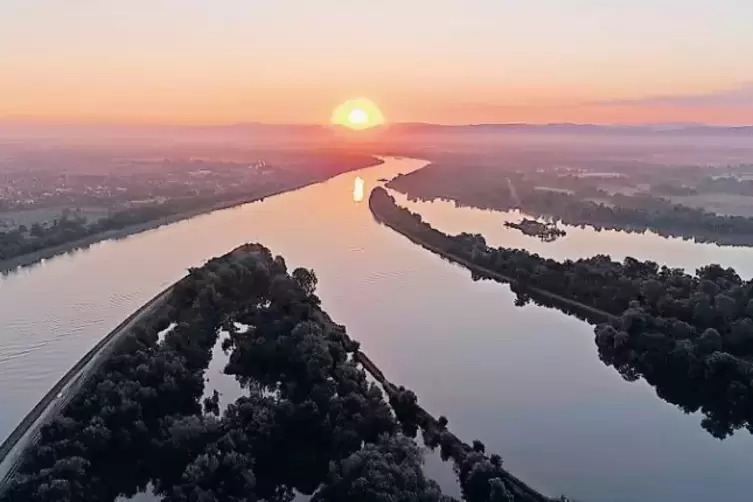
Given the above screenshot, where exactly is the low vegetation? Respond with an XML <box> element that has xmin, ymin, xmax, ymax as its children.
<box><xmin>0</xmin><ymin>206</ymin><xmax>173</xmax><ymax>261</ymax></box>
<box><xmin>2</xmin><ymin>243</ymin><xmax>552</xmax><ymax>502</ymax></box>
<box><xmin>503</xmin><ymin>219</ymin><xmax>565</xmax><ymax>242</ymax></box>
<box><xmin>0</xmin><ymin>150</ymin><xmax>382</xmax><ymax>267</ymax></box>
<box><xmin>371</xmin><ymin>187</ymin><xmax>753</xmax><ymax>438</ymax></box>
<box><xmin>0</xmin><ymin>186</ymin><xmax>302</xmax><ymax>264</ymax></box>
<box><xmin>388</xmin><ymin>162</ymin><xmax>753</xmax><ymax>246</ymax></box>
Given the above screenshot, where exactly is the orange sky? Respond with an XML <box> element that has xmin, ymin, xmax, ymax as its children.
<box><xmin>2</xmin><ymin>1</ymin><xmax>752</xmax><ymax>125</ymax></box>
<box><xmin>5</xmin><ymin>83</ymin><xmax>752</xmax><ymax>126</ymax></box>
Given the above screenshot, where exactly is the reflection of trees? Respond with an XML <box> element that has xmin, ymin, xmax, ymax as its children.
<box><xmin>4</xmin><ymin>242</ymin><xmax>552</xmax><ymax>502</ymax></box>
<box><xmin>503</xmin><ymin>219</ymin><xmax>566</xmax><ymax>242</ymax></box>
<box><xmin>388</xmin><ymin>168</ymin><xmax>753</xmax><ymax>247</ymax></box>
<box><xmin>371</xmin><ymin>186</ymin><xmax>753</xmax><ymax>439</ymax></box>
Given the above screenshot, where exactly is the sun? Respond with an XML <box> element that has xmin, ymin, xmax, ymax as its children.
<box><xmin>331</xmin><ymin>98</ymin><xmax>385</xmax><ymax>130</ymax></box>
<box><xmin>348</xmin><ymin>108</ymin><xmax>368</xmax><ymax>126</ymax></box>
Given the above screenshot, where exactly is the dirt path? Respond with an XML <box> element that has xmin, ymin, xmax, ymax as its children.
<box><xmin>507</xmin><ymin>177</ymin><xmax>522</xmax><ymax>208</ymax></box>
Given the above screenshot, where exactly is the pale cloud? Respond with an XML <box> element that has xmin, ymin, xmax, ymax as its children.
<box><xmin>594</xmin><ymin>83</ymin><xmax>753</xmax><ymax>108</ymax></box>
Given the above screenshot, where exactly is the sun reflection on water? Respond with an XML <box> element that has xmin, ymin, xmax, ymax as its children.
<box><xmin>353</xmin><ymin>176</ymin><xmax>365</xmax><ymax>202</ymax></box>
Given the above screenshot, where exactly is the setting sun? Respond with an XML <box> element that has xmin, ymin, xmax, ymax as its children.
<box><xmin>348</xmin><ymin>108</ymin><xmax>368</xmax><ymax>126</ymax></box>
<box><xmin>331</xmin><ymin>98</ymin><xmax>385</xmax><ymax>130</ymax></box>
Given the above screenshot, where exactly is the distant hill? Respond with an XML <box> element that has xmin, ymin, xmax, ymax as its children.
<box><xmin>1</xmin><ymin>120</ymin><xmax>751</xmax><ymax>142</ymax></box>
<box><xmin>381</xmin><ymin>122</ymin><xmax>753</xmax><ymax>136</ymax></box>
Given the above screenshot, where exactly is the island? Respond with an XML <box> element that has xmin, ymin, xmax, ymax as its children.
<box><xmin>370</xmin><ymin>186</ymin><xmax>753</xmax><ymax>439</ymax></box>
<box><xmin>0</xmin><ymin>243</ymin><xmax>555</xmax><ymax>502</ymax></box>
<box><xmin>387</xmin><ymin>159</ymin><xmax>753</xmax><ymax>246</ymax></box>
<box><xmin>503</xmin><ymin>218</ymin><xmax>566</xmax><ymax>242</ymax></box>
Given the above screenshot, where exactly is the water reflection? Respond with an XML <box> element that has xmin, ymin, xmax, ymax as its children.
<box><xmin>387</xmin><ymin>193</ymin><xmax>753</xmax><ymax>440</ymax></box>
<box><xmin>353</xmin><ymin>176</ymin><xmax>365</xmax><ymax>202</ymax></box>
<box><xmin>2</xmin><ymin>157</ymin><xmax>753</xmax><ymax>502</ymax></box>
<box><xmin>394</xmin><ymin>191</ymin><xmax>753</xmax><ymax>278</ymax></box>
<box><xmin>501</xmin><ymin>278</ymin><xmax>753</xmax><ymax>440</ymax></box>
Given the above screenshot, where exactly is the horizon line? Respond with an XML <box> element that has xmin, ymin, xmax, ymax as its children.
<box><xmin>1</xmin><ymin>118</ymin><xmax>751</xmax><ymax>129</ymax></box>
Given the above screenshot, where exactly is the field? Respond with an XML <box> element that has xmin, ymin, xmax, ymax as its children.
<box><xmin>534</xmin><ymin>186</ymin><xmax>574</xmax><ymax>195</ymax></box>
<box><xmin>667</xmin><ymin>194</ymin><xmax>753</xmax><ymax>218</ymax></box>
<box><xmin>0</xmin><ymin>207</ymin><xmax>109</xmax><ymax>230</ymax></box>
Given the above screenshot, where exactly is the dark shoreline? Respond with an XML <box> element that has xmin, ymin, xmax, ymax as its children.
<box><xmin>1</xmin><ymin>241</ymin><xmax>553</xmax><ymax>501</ymax></box>
<box><xmin>354</xmin><ymin>349</ymin><xmax>551</xmax><ymax>502</ymax></box>
<box><xmin>1</xmin><ymin>157</ymin><xmax>384</xmax><ymax>274</ymax></box>
<box><xmin>369</xmin><ymin>190</ymin><xmax>615</xmax><ymax>325</ymax></box>
<box><xmin>0</xmin><ymin>287</ymin><xmax>173</xmax><ymax>486</ymax></box>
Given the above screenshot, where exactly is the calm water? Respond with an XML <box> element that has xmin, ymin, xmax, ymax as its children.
<box><xmin>394</xmin><ymin>191</ymin><xmax>753</xmax><ymax>276</ymax></box>
<box><xmin>2</xmin><ymin>157</ymin><xmax>753</xmax><ymax>502</ymax></box>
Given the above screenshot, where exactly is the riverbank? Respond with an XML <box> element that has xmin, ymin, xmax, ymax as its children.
<box><xmin>0</xmin><ymin>157</ymin><xmax>383</xmax><ymax>274</ymax></box>
<box><xmin>0</xmin><ymin>286</ymin><xmax>172</xmax><ymax>488</ymax></box>
<box><xmin>354</xmin><ymin>349</ymin><xmax>552</xmax><ymax>502</ymax></box>
<box><xmin>2</xmin><ymin>241</ymin><xmax>554</xmax><ymax>501</ymax></box>
<box><xmin>369</xmin><ymin>188</ymin><xmax>615</xmax><ymax>325</ymax></box>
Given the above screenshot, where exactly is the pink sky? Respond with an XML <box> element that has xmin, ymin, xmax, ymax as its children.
<box><xmin>2</xmin><ymin>1</ymin><xmax>752</xmax><ymax>125</ymax></box>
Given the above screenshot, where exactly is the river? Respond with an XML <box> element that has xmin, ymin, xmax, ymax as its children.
<box><xmin>2</xmin><ymin>157</ymin><xmax>753</xmax><ymax>502</ymax></box>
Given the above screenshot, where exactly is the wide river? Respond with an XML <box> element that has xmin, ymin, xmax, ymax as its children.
<box><xmin>2</xmin><ymin>157</ymin><xmax>753</xmax><ymax>502</ymax></box>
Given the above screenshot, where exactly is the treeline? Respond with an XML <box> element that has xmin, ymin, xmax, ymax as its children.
<box><xmin>2</xmin><ymin>243</ymin><xmax>553</xmax><ymax>501</ymax></box>
<box><xmin>0</xmin><ymin>204</ymin><xmax>184</xmax><ymax>262</ymax></box>
<box><xmin>515</xmin><ymin>189</ymin><xmax>753</xmax><ymax>247</ymax></box>
<box><xmin>387</xmin><ymin>382</ymin><xmax>549</xmax><ymax>502</ymax></box>
<box><xmin>0</xmin><ymin>175</ymin><xmax>304</xmax><ymax>264</ymax></box>
<box><xmin>371</xmin><ymin>187</ymin><xmax>753</xmax><ymax>438</ymax></box>
<box><xmin>388</xmin><ymin>165</ymin><xmax>753</xmax><ymax>246</ymax></box>
<box><xmin>693</xmin><ymin>175</ymin><xmax>753</xmax><ymax>197</ymax></box>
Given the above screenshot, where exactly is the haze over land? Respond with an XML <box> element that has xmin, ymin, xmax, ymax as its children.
<box><xmin>5</xmin><ymin>2</ymin><xmax>753</xmax><ymax>502</ymax></box>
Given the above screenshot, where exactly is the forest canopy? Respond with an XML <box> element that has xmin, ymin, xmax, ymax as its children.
<box><xmin>370</xmin><ymin>186</ymin><xmax>753</xmax><ymax>439</ymax></box>
<box><xmin>1</xmin><ymin>243</ymin><xmax>552</xmax><ymax>502</ymax></box>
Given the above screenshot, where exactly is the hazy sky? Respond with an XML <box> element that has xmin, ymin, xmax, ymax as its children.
<box><xmin>2</xmin><ymin>1</ymin><xmax>752</xmax><ymax>125</ymax></box>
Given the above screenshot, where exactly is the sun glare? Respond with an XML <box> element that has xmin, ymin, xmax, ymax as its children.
<box><xmin>331</xmin><ymin>98</ymin><xmax>385</xmax><ymax>130</ymax></box>
<box><xmin>353</xmin><ymin>176</ymin><xmax>365</xmax><ymax>202</ymax></box>
<box><xmin>348</xmin><ymin>108</ymin><xmax>368</xmax><ymax>125</ymax></box>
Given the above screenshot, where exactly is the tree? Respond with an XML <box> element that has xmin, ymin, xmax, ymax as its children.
<box><xmin>292</xmin><ymin>267</ymin><xmax>318</xmax><ymax>297</ymax></box>
<box><xmin>699</xmin><ymin>328</ymin><xmax>723</xmax><ymax>353</ymax></box>
<box><xmin>371</xmin><ymin>188</ymin><xmax>753</xmax><ymax>439</ymax></box>
<box><xmin>715</xmin><ymin>294</ymin><xmax>737</xmax><ymax>320</ymax></box>
<box><xmin>489</xmin><ymin>478</ymin><xmax>514</xmax><ymax>502</ymax></box>
<box><xmin>203</xmin><ymin>390</ymin><xmax>221</xmax><ymax>416</ymax></box>
<box><xmin>312</xmin><ymin>435</ymin><xmax>454</xmax><ymax>502</ymax></box>
<box><xmin>30</xmin><ymin>222</ymin><xmax>45</xmax><ymax>238</ymax></box>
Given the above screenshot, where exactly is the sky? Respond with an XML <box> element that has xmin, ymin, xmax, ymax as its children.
<box><xmin>1</xmin><ymin>1</ymin><xmax>752</xmax><ymax>125</ymax></box>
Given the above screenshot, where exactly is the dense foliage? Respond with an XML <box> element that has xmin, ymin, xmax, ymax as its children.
<box><xmin>388</xmin><ymin>163</ymin><xmax>753</xmax><ymax>246</ymax></box>
<box><xmin>371</xmin><ymin>187</ymin><xmax>753</xmax><ymax>438</ymax></box>
<box><xmin>2</xmin><ymin>243</ymin><xmax>551</xmax><ymax>501</ymax></box>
